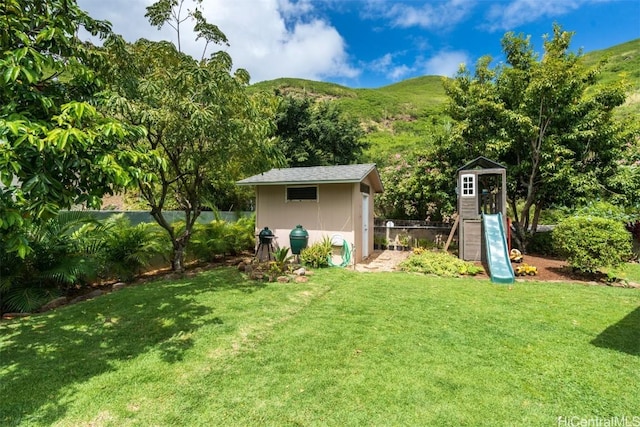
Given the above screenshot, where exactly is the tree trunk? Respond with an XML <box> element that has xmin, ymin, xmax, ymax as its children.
<box><xmin>169</xmin><ymin>223</ymin><xmax>195</xmax><ymax>273</ymax></box>
<box><xmin>531</xmin><ymin>203</ymin><xmax>543</xmax><ymax>234</ymax></box>
<box><xmin>510</xmin><ymin>198</ymin><xmax>526</xmax><ymax>251</ymax></box>
<box><xmin>171</xmin><ymin>240</ymin><xmax>186</xmax><ymax>273</ymax></box>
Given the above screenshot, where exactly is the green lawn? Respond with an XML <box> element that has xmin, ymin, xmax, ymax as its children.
<box><xmin>1</xmin><ymin>268</ymin><xmax>639</xmax><ymax>426</ymax></box>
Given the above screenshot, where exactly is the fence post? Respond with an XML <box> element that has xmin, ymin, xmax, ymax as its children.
<box><xmin>385</xmin><ymin>221</ymin><xmax>394</xmax><ymax>249</ymax></box>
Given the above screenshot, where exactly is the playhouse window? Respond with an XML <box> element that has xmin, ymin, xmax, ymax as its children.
<box><xmin>461</xmin><ymin>174</ymin><xmax>475</xmax><ymax>197</ymax></box>
<box><xmin>286</xmin><ymin>186</ymin><xmax>318</xmax><ymax>201</ymax></box>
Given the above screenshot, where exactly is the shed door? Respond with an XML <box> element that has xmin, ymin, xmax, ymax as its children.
<box><xmin>362</xmin><ymin>193</ymin><xmax>369</xmax><ymax>258</ymax></box>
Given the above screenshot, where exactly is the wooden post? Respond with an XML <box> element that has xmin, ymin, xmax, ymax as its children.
<box><xmin>444</xmin><ymin>215</ymin><xmax>459</xmax><ymax>252</ymax></box>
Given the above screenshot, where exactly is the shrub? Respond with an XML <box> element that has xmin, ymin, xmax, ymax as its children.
<box><xmin>189</xmin><ymin>220</ymin><xmax>229</xmax><ymax>260</ymax></box>
<box><xmin>0</xmin><ymin>212</ymin><xmax>102</xmax><ymax>314</ymax></box>
<box><xmin>189</xmin><ymin>215</ymin><xmax>255</xmax><ymax>261</ymax></box>
<box><xmin>269</xmin><ymin>247</ymin><xmax>295</xmax><ymax>277</ymax></box>
<box><xmin>553</xmin><ymin>216</ymin><xmax>632</xmax><ymax>273</ymax></box>
<box><xmin>527</xmin><ymin>231</ymin><xmax>558</xmax><ymax>256</ymax></box>
<box><xmin>416</xmin><ymin>238</ymin><xmax>438</xmax><ymax>250</ymax></box>
<box><xmin>300</xmin><ymin>237</ymin><xmax>332</xmax><ymax>268</ymax></box>
<box><xmin>399</xmin><ymin>251</ymin><xmax>483</xmax><ymax>277</ymax></box>
<box><xmin>225</xmin><ymin>216</ymin><xmax>256</xmax><ymax>255</ymax></box>
<box><xmin>100</xmin><ymin>215</ymin><xmax>169</xmax><ymax>282</ymax></box>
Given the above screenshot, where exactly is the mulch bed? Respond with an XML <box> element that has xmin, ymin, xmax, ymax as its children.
<box><xmin>490</xmin><ymin>254</ymin><xmax>639</xmax><ymax>287</ymax></box>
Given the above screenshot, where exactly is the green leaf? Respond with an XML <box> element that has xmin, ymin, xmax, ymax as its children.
<box><xmin>4</xmin><ymin>65</ymin><xmax>20</xmax><ymax>83</ymax></box>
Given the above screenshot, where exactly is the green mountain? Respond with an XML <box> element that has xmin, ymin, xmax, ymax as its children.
<box><xmin>250</xmin><ymin>38</ymin><xmax>640</xmax><ymax>162</ymax></box>
<box><xmin>582</xmin><ymin>38</ymin><xmax>640</xmax><ymax>121</ymax></box>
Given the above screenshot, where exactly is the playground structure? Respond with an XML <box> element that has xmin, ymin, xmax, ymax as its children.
<box><xmin>454</xmin><ymin>157</ymin><xmax>514</xmax><ymax>284</ymax></box>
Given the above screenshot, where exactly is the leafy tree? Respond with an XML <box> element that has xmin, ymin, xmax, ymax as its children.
<box><xmin>0</xmin><ymin>0</ymin><xmax>150</xmax><ymax>256</ymax></box>
<box><xmin>101</xmin><ymin>2</ymin><xmax>281</xmax><ymax>272</ymax></box>
<box><xmin>375</xmin><ymin>150</ymin><xmax>454</xmax><ymax>221</ymax></box>
<box><xmin>275</xmin><ymin>95</ymin><xmax>369</xmax><ymax>167</ymax></box>
<box><xmin>442</xmin><ymin>24</ymin><xmax>634</xmax><ymax>249</ymax></box>
<box><xmin>145</xmin><ymin>0</ymin><xmax>227</xmax><ymax>60</ymax></box>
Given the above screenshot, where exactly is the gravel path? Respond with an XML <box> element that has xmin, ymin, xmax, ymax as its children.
<box><xmin>354</xmin><ymin>249</ymin><xmax>411</xmax><ymax>272</ymax></box>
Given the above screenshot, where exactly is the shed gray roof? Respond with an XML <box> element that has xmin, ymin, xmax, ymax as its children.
<box><xmin>237</xmin><ymin>163</ymin><xmax>383</xmax><ymax>192</ymax></box>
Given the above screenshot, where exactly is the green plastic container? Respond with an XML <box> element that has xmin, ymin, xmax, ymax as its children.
<box><xmin>289</xmin><ymin>225</ymin><xmax>309</xmax><ymax>255</ymax></box>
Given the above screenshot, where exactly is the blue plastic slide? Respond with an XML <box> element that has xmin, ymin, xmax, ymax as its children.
<box><xmin>482</xmin><ymin>213</ymin><xmax>515</xmax><ymax>284</ymax></box>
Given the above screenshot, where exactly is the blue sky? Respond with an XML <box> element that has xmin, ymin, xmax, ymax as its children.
<box><xmin>77</xmin><ymin>0</ymin><xmax>640</xmax><ymax>88</ymax></box>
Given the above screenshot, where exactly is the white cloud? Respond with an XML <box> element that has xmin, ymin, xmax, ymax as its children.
<box><xmin>370</xmin><ymin>53</ymin><xmax>394</xmax><ymax>72</ymax></box>
<box><xmin>421</xmin><ymin>51</ymin><xmax>469</xmax><ymax>77</ymax></box>
<box><xmin>278</xmin><ymin>0</ymin><xmax>315</xmax><ymax>19</ymax></box>
<box><xmin>384</xmin><ymin>0</ymin><xmax>475</xmax><ymax>30</ymax></box>
<box><xmin>368</xmin><ymin>53</ymin><xmax>414</xmax><ymax>82</ymax></box>
<box><xmin>484</xmin><ymin>0</ymin><xmax>584</xmax><ymax>31</ymax></box>
<box><xmin>388</xmin><ymin>64</ymin><xmax>413</xmax><ymax>81</ymax></box>
<box><xmin>77</xmin><ymin>0</ymin><xmax>359</xmax><ymax>83</ymax></box>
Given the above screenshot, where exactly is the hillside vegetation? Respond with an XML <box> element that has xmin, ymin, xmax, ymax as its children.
<box><xmin>582</xmin><ymin>38</ymin><xmax>640</xmax><ymax>121</ymax></box>
<box><xmin>250</xmin><ymin>38</ymin><xmax>640</xmax><ymax>163</ymax></box>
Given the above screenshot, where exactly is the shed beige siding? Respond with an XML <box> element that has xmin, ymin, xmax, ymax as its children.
<box><xmin>240</xmin><ymin>164</ymin><xmax>382</xmax><ymax>264</ymax></box>
<box><xmin>256</xmin><ymin>183</ymin><xmax>359</xmax><ymax>258</ymax></box>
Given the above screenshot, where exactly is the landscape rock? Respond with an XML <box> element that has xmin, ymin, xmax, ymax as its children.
<box><xmin>39</xmin><ymin>297</ymin><xmax>68</xmax><ymax>312</ymax></box>
<box><xmin>112</xmin><ymin>282</ymin><xmax>127</xmax><ymax>291</ymax></box>
<box><xmin>277</xmin><ymin>276</ymin><xmax>290</xmax><ymax>283</ymax></box>
<box><xmin>294</xmin><ymin>276</ymin><xmax>309</xmax><ymax>283</ymax></box>
<box><xmin>293</xmin><ymin>267</ymin><xmax>306</xmax><ymax>276</ymax></box>
<box><xmin>70</xmin><ymin>290</ymin><xmax>104</xmax><ymax>305</ymax></box>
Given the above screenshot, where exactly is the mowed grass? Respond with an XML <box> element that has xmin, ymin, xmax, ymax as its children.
<box><xmin>1</xmin><ymin>268</ymin><xmax>639</xmax><ymax>426</ymax></box>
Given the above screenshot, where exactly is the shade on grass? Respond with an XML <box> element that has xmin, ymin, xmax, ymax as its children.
<box><xmin>1</xmin><ymin>268</ymin><xmax>639</xmax><ymax>426</ymax></box>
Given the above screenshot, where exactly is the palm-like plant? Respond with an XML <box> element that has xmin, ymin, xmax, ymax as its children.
<box><xmin>0</xmin><ymin>212</ymin><xmax>102</xmax><ymax>314</ymax></box>
<box><xmin>99</xmin><ymin>214</ymin><xmax>169</xmax><ymax>282</ymax></box>
<box><xmin>189</xmin><ymin>214</ymin><xmax>256</xmax><ymax>261</ymax></box>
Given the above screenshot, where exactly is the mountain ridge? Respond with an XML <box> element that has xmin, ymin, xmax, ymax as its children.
<box><xmin>250</xmin><ymin>38</ymin><xmax>640</xmax><ymax>162</ymax></box>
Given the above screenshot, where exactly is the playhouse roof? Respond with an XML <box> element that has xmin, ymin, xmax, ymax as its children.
<box><xmin>237</xmin><ymin>163</ymin><xmax>383</xmax><ymax>193</ymax></box>
<box><xmin>457</xmin><ymin>156</ymin><xmax>506</xmax><ymax>172</ymax></box>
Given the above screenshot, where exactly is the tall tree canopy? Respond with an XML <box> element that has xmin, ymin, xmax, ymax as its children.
<box><xmin>442</xmin><ymin>24</ymin><xmax>634</xmax><ymax>248</ymax></box>
<box><xmin>274</xmin><ymin>95</ymin><xmax>369</xmax><ymax>167</ymax></box>
<box><xmin>101</xmin><ymin>2</ymin><xmax>281</xmax><ymax>271</ymax></box>
<box><xmin>0</xmin><ymin>0</ymin><xmax>148</xmax><ymax>255</ymax></box>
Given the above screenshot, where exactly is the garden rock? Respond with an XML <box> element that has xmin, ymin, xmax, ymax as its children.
<box><xmin>250</xmin><ymin>272</ymin><xmax>264</xmax><ymax>281</ymax></box>
<box><xmin>293</xmin><ymin>267</ymin><xmax>306</xmax><ymax>276</ymax></box>
<box><xmin>39</xmin><ymin>297</ymin><xmax>68</xmax><ymax>312</ymax></box>
<box><xmin>277</xmin><ymin>276</ymin><xmax>290</xmax><ymax>283</ymax></box>
<box><xmin>294</xmin><ymin>276</ymin><xmax>309</xmax><ymax>283</ymax></box>
<box><xmin>112</xmin><ymin>282</ymin><xmax>127</xmax><ymax>291</ymax></box>
<box><xmin>70</xmin><ymin>290</ymin><xmax>104</xmax><ymax>305</ymax></box>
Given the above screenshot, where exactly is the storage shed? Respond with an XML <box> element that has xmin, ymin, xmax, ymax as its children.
<box><xmin>457</xmin><ymin>157</ymin><xmax>508</xmax><ymax>261</ymax></box>
<box><xmin>237</xmin><ymin>164</ymin><xmax>383</xmax><ymax>263</ymax></box>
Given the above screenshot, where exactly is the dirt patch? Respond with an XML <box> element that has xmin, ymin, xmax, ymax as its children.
<box><xmin>512</xmin><ymin>254</ymin><xmax>578</xmax><ymax>282</ymax></box>
<box><xmin>505</xmin><ymin>254</ymin><xmax>638</xmax><ymax>286</ymax></box>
